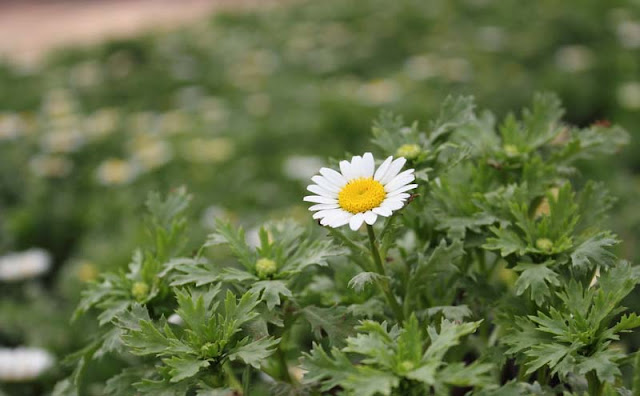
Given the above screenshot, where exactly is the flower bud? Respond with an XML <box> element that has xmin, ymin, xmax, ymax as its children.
<box><xmin>535</xmin><ymin>238</ymin><xmax>554</xmax><ymax>252</ymax></box>
<box><xmin>256</xmin><ymin>258</ymin><xmax>277</xmax><ymax>279</ymax></box>
<box><xmin>131</xmin><ymin>281</ymin><xmax>150</xmax><ymax>301</ymax></box>
<box><xmin>503</xmin><ymin>144</ymin><xmax>520</xmax><ymax>157</ymax></box>
<box><xmin>395</xmin><ymin>143</ymin><xmax>421</xmax><ymax>160</ymax></box>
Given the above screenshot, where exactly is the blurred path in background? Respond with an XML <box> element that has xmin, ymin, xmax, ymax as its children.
<box><xmin>0</xmin><ymin>0</ymin><xmax>284</xmax><ymax>66</ymax></box>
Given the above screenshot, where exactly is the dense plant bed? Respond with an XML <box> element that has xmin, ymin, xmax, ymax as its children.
<box><xmin>53</xmin><ymin>95</ymin><xmax>639</xmax><ymax>395</ymax></box>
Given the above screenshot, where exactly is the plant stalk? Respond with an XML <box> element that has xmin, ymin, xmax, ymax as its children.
<box><xmin>367</xmin><ymin>224</ymin><xmax>405</xmax><ymax>323</ymax></box>
<box><xmin>586</xmin><ymin>371</ymin><xmax>603</xmax><ymax>396</ymax></box>
<box><xmin>222</xmin><ymin>361</ymin><xmax>242</xmax><ymax>391</ymax></box>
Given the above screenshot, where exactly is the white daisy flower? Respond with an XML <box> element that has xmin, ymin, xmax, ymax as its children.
<box><xmin>304</xmin><ymin>153</ymin><xmax>417</xmax><ymax>231</ymax></box>
<box><xmin>0</xmin><ymin>249</ymin><xmax>51</xmax><ymax>282</ymax></box>
<box><xmin>0</xmin><ymin>347</ymin><xmax>54</xmax><ymax>382</ymax></box>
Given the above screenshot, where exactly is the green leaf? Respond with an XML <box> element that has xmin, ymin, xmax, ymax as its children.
<box><xmin>571</xmin><ymin>232</ymin><xmax>619</xmax><ymax>271</ymax></box>
<box><xmin>484</xmin><ymin>227</ymin><xmax>527</xmax><ymax>257</ymax></box>
<box><xmin>228</xmin><ymin>337</ymin><xmax>278</xmax><ymax>368</ymax></box>
<box><xmin>344</xmin><ymin>322</ymin><xmax>395</xmax><ymax>370</ymax></box>
<box><xmin>134</xmin><ymin>378</ymin><xmax>192</xmax><ymax>396</ymax></box>
<box><xmin>249</xmin><ymin>280</ymin><xmax>292</xmax><ymax>310</ymax></box>
<box><xmin>524</xmin><ymin>342</ymin><xmax>576</xmax><ymax>375</ymax></box>
<box><xmin>175</xmin><ymin>285</ymin><xmax>221</xmax><ymax>338</ymax></box>
<box><xmin>396</xmin><ymin>315</ymin><xmax>422</xmax><ymax>365</ymax></box>
<box><xmin>205</xmin><ymin>220</ymin><xmax>255</xmax><ymax>270</ymax></box>
<box><xmin>576</xmin><ymin>349</ymin><xmax>623</xmax><ymax>384</ymax></box>
<box><xmin>224</xmin><ymin>291</ymin><xmax>260</xmax><ymax>327</ymax></box>
<box><xmin>405</xmin><ymin>362</ymin><xmax>438</xmax><ymax>385</ymax></box>
<box><xmin>105</xmin><ymin>367</ymin><xmax>152</xmax><ymax>395</ymax></box>
<box><xmin>513</xmin><ymin>262</ymin><xmax>561</xmax><ymax>305</ymax></box>
<box><xmin>145</xmin><ymin>187</ymin><xmax>191</xmax><ymax>229</ymax></box>
<box><xmin>429</xmin><ymin>95</ymin><xmax>476</xmax><ymax>142</ymax></box>
<box><xmin>163</xmin><ymin>356</ymin><xmax>210</xmax><ymax>383</ymax></box>
<box><xmin>424</xmin><ymin>319</ymin><xmax>482</xmax><ymax>362</ymax></box>
<box><xmin>302</xmin><ymin>306</ymin><xmax>355</xmax><ymax>346</ymax></box>
<box><xmin>340</xmin><ymin>367</ymin><xmax>400</xmax><ymax>396</ymax></box>
<box><xmin>122</xmin><ymin>320</ymin><xmax>191</xmax><ymax>356</ymax></box>
<box><xmin>424</xmin><ymin>305</ymin><xmax>472</xmax><ymax>322</ymax></box>
<box><xmin>348</xmin><ymin>272</ymin><xmax>386</xmax><ymax>292</ymax></box>
<box><xmin>410</xmin><ymin>239</ymin><xmax>464</xmax><ymax>295</ymax></box>
<box><xmin>438</xmin><ymin>361</ymin><xmax>493</xmax><ymax>387</ymax></box>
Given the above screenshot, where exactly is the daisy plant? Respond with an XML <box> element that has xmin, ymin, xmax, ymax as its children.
<box><xmin>59</xmin><ymin>94</ymin><xmax>640</xmax><ymax>396</ymax></box>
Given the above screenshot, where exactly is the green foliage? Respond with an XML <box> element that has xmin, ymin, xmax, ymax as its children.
<box><xmin>304</xmin><ymin>316</ymin><xmax>491</xmax><ymax>395</ymax></box>
<box><xmin>38</xmin><ymin>95</ymin><xmax>640</xmax><ymax>396</ymax></box>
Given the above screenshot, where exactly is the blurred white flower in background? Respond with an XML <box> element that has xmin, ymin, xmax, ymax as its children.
<box><xmin>617</xmin><ymin>82</ymin><xmax>640</xmax><ymax>110</ymax></box>
<box><xmin>40</xmin><ymin>130</ymin><xmax>85</xmax><ymax>153</ymax></box>
<box><xmin>84</xmin><ymin>108</ymin><xmax>120</xmax><ymax>141</ymax></box>
<box><xmin>245</xmin><ymin>226</ymin><xmax>261</xmax><ymax>248</ymax></box>
<box><xmin>358</xmin><ymin>79</ymin><xmax>400</xmax><ymax>105</ymax></box>
<box><xmin>96</xmin><ymin>158</ymin><xmax>139</xmax><ymax>186</ymax></box>
<box><xmin>198</xmin><ymin>97</ymin><xmax>229</xmax><ymax>125</ymax></box>
<box><xmin>131</xmin><ymin>139</ymin><xmax>173</xmax><ymax>171</ymax></box>
<box><xmin>181</xmin><ymin>137</ymin><xmax>235</xmax><ymax>163</ymax></box>
<box><xmin>477</xmin><ymin>26</ymin><xmax>506</xmax><ymax>52</ymax></box>
<box><xmin>167</xmin><ymin>313</ymin><xmax>184</xmax><ymax>326</ymax></box>
<box><xmin>69</xmin><ymin>60</ymin><xmax>103</xmax><ymax>88</ymax></box>
<box><xmin>404</xmin><ymin>54</ymin><xmax>438</xmax><ymax>81</ymax></box>
<box><xmin>244</xmin><ymin>93</ymin><xmax>271</xmax><ymax>117</ymax></box>
<box><xmin>617</xmin><ymin>20</ymin><xmax>640</xmax><ymax>48</ymax></box>
<box><xmin>29</xmin><ymin>154</ymin><xmax>73</xmax><ymax>178</ymax></box>
<box><xmin>440</xmin><ymin>58</ymin><xmax>473</xmax><ymax>82</ymax></box>
<box><xmin>200</xmin><ymin>205</ymin><xmax>226</xmax><ymax>230</ymax></box>
<box><xmin>0</xmin><ymin>249</ymin><xmax>51</xmax><ymax>282</ymax></box>
<box><xmin>42</xmin><ymin>90</ymin><xmax>76</xmax><ymax>118</ymax></box>
<box><xmin>160</xmin><ymin>110</ymin><xmax>189</xmax><ymax>136</ymax></box>
<box><xmin>0</xmin><ymin>347</ymin><xmax>54</xmax><ymax>382</ymax></box>
<box><xmin>0</xmin><ymin>113</ymin><xmax>22</xmax><ymax>141</ymax></box>
<box><xmin>282</xmin><ymin>155</ymin><xmax>325</xmax><ymax>181</ymax></box>
<box><xmin>555</xmin><ymin>45</ymin><xmax>594</xmax><ymax>72</ymax></box>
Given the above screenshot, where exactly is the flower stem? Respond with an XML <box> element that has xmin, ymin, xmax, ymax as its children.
<box><xmin>222</xmin><ymin>361</ymin><xmax>242</xmax><ymax>391</ymax></box>
<box><xmin>586</xmin><ymin>371</ymin><xmax>603</xmax><ymax>396</ymax></box>
<box><xmin>366</xmin><ymin>224</ymin><xmax>405</xmax><ymax>323</ymax></box>
<box><xmin>277</xmin><ymin>348</ymin><xmax>293</xmax><ymax>384</ymax></box>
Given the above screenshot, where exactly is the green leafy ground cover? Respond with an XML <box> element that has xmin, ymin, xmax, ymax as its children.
<box><xmin>0</xmin><ymin>0</ymin><xmax>639</xmax><ymax>394</ymax></box>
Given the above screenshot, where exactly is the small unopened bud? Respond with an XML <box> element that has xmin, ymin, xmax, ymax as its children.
<box><xmin>131</xmin><ymin>281</ymin><xmax>150</xmax><ymax>301</ymax></box>
<box><xmin>535</xmin><ymin>238</ymin><xmax>554</xmax><ymax>252</ymax></box>
<box><xmin>200</xmin><ymin>342</ymin><xmax>219</xmax><ymax>358</ymax></box>
<box><xmin>503</xmin><ymin>144</ymin><xmax>520</xmax><ymax>157</ymax></box>
<box><xmin>256</xmin><ymin>258</ymin><xmax>277</xmax><ymax>279</ymax></box>
<box><xmin>400</xmin><ymin>360</ymin><xmax>415</xmax><ymax>372</ymax></box>
<box><xmin>396</xmin><ymin>144</ymin><xmax>422</xmax><ymax>160</ymax></box>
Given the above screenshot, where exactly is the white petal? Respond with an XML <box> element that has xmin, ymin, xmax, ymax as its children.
<box><xmin>350</xmin><ymin>155</ymin><xmax>364</xmax><ymax>178</ymax></box>
<box><xmin>379</xmin><ymin>157</ymin><xmax>407</xmax><ymax>185</ymax></box>
<box><xmin>362</xmin><ymin>152</ymin><xmax>375</xmax><ymax>178</ymax></box>
<box><xmin>327</xmin><ymin>210</ymin><xmax>352</xmax><ymax>227</ymax></box>
<box><xmin>386</xmin><ymin>184</ymin><xmax>418</xmax><ymax>196</ymax></box>
<box><xmin>330</xmin><ymin>214</ymin><xmax>352</xmax><ymax>228</ymax></box>
<box><xmin>349</xmin><ymin>213</ymin><xmax>365</xmax><ymax>231</ymax></box>
<box><xmin>319</xmin><ymin>167</ymin><xmax>348</xmax><ymax>187</ymax></box>
<box><xmin>304</xmin><ymin>195</ymin><xmax>338</xmax><ymax>204</ymax></box>
<box><xmin>314</xmin><ymin>209</ymin><xmax>343</xmax><ymax>220</ymax></box>
<box><xmin>363</xmin><ymin>211</ymin><xmax>377</xmax><ymax>225</ymax></box>
<box><xmin>385</xmin><ymin>171</ymin><xmax>415</xmax><ymax>192</ymax></box>
<box><xmin>372</xmin><ymin>207</ymin><xmax>393</xmax><ymax>217</ymax></box>
<box><xmin>381</xmin><ymin>199</ymin><xmax>405</xmax><ymax>211</ymax></box>
<box><xmin>309</xmin><ymin>203</ymin><xmax>340</xmax><ymax>211</ymax></box>
<box><xmin>311</xmin><ymin>175</ymin><xmax>341</xmax><ymax>193</ymax></box>
<box><xmin>307</xmin><ymin>184</ymin><xmax>337</xmax><ymax>198</ymax></box>
<box><xmin>374</xmin><ymin>156</ymin><xmax>393</xmax><ymax>181</ymax></box>
<box><xmin>340</xmin><ymin>160</ymin><xmax>356</xmax><ymax>180</ymax></box>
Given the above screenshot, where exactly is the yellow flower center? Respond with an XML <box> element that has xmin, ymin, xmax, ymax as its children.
<box><xmin>338</xmin><ymin>178</ymin><xmax>386</xmax><ymax>214</ymax></box>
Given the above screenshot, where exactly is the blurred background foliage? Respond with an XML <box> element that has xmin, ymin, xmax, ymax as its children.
<box><xmin>0</xmin><ymin>0</ymin><xmax>639</xmax><ymax>393</ymax></box>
